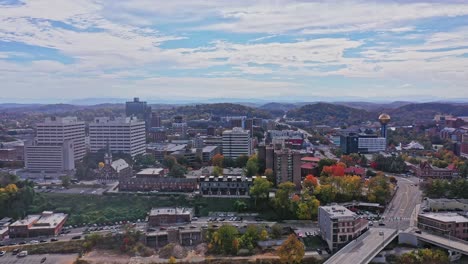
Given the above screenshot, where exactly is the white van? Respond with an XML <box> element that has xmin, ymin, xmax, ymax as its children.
<box><xmin>17</xmin><ymin>251</ymin><xmax>28</xmax><ymax>257</ymax></box>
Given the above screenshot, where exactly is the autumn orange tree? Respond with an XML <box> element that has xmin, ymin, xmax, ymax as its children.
<box><xmin>277</xmin><ymin>234</ymin><xmax>305</xmax><ymax>264</ymax></box>
<box><xmin>211</xmin><ymin>153</ymin><xmax>224</xmax><ymax>167</ymax></box>
<box><xmin>303</xmin><ymin>175</ymin><xmax>318</xmax><ymax>190</ymax></box>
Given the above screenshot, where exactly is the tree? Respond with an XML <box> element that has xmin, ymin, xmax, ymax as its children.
<box><xmin>264</xmin><ymin>168</ymin><xmax>274</xmax><ymax>184</ymax></box>
<box><xmin>233</xmin><ymin>200</ymin><xmax>248</xmax><ymax>212</ymax></box>
<box><xmin>223</xmin><ymin>157</ymin><xmax>235</xmax><ymax>168</ymax></box>
<box><xmin>367</xmin><ymin>175</ymin><xmax>391</xmax><ymax>204</ymax></box>
<box><xmin>236</xmin><ymin>155</ymin><xmax>249</xmax><ymax>168</ymax></box>
<box><xmin>211</xmin><ymin>154</ymin><xmax>224</xmax><ymax>168</ymax></box>
<box><xmin>398</xmin><ymin>249</ymin><xmax>449</xmax><ymax>264</ymax></box>
<box><xmin>271</xmin><ymin>224</ymin><xmax>283</xmax><ymax>239</ymax></box>
<box><xmin>169</xmin><ymin>256</ymin><xmax>177</xmax><ymax>264</ymax></box>
<box><xmin>209</xmin><ymin>225</ymin><xmax>239</xmax><ymax>255</ymax></box>
<box><xmin>213</xmin><ymin>166</ymin><xmax>223</xmax><ymax>177</ymax></box>
<box><xmin>303</xmin><ymin>175</ymin><xmax>318</xmax><ymax>190</ymax></box>
<box><xmin>273</xmin><ymin>182</ymin><xmax>296</xmax><ymax>218</ymax></box>
<box><xmin>163</xmin><ymin>155</ymin><xmax>177</xmax><ymax>170</ymax></box>
<box><xmin>314</xmin><ymin>184</ymin><xmax>336</xmax><ymax>205</ymax></box>
<box><xmin>61</xmin><ymin>176</ymin><xmax>71</xmax><ymax>189</ymax></box>
<box><xmin>245</xmin><ymin>154</ymin><xmax>259</xmax><ymax>176</ymax></box>
<box><xmin>296</xmin><ymin>194</ymin><xmax>320</xmax><ymax>220</ymax></box>
<box><xmin>318</xmin><ymin>158</ymin><xmax>336</xmax><ymax>174</ymax></box>
<box><xmin>168</xmin><ymin>164</ymin><xmax>186</xmax><ymax>178</ymax></box>
<box><xmin>250</xmin><ymin>177</ymin><xmax>272</xmax><ymax>208</ymax></box>
<box><xmin>277</xmin><ymin>234</ymin><xmax>305</xmax><ymax>264</ymax></box>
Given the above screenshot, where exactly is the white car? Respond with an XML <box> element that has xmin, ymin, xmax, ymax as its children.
<box><xmin>17</xmin><ymin>251</ymin><xmax>28</xmax><ymax>257</ymax></box>
<box><xmin>0</xmin><ymin>250</ymin><xmax>6</xmax><ymax>256</ymax></box>
<box><xmin>30</xmin><ymin>240</ymin><xmax>39</xmax><ymax>244</ymax></box>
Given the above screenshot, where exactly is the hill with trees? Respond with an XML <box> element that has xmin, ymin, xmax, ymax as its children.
<box><xmin>287</xmin><ymin>102</ymin><xmax>373</xmax><ymax>126</ymax></box>
<box><xmin>160</xmin><ymin>103</ymin><xmax>272</xmax><ymax>120</ymax></box>
<box><xmin>385</xmin><ymin>103</ymin><xmax>468</xmax><ymax>124</ymax></box>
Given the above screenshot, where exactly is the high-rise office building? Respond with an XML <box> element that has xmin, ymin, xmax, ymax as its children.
<box><xmin>126</xmin><ymin>97</ymin><xmax>151</xmax><ymax>129</ymax></box>
<box><xmin>36</xmin><ymin>116</ymin><xmax>86</xmax><ymax>160</ymax></box>
<box><xmin>25</xmin><ymin>140</ymin><xmax>75</xmax><ymax>172</ymax></box>
<box><xmin>89</xmin><ymin>117</ymin><xmax>146</xmax><ymax>157</ymax></box>
<box><xmin>151</xmin><ymin>112</ymin><xmax>161</xmax><ymax>128</ymax></box>
<box><xmin>222</xmin><ymin>128</ymin><xmax>252</xmax><ymax>159</ymax></box>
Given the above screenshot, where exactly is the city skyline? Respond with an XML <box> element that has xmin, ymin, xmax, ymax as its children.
<box><xmin>1</xmin><ymin>0</ymin><xmax>468</xmax><ymax>101</ymax></box>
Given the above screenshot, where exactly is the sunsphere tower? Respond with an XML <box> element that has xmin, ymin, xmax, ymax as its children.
<box><xmin>378</xmin><ymin>113</ymin><xmax>391</xmax><ymax>138</ymax></box>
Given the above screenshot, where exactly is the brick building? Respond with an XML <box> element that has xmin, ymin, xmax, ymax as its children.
<box><xmin>148</xmin><ymin>208</ymin><xmax>193</xmax><ymax>227</ymax></box>
<box><xmin>8</xmin><ymin>211</ymin><xmax>67</xmax><ymax>238</ymax></box>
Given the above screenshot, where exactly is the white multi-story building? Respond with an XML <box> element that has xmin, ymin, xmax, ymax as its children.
<box><xmin>222</xmin><ymin>127</ymin><xmax>252</xmax><ymax>159</ymax></box>
<box><xmin>89</xmin><ymin>117</ymin><xmax>146</xmax><ymax>157</ymax></box>
<box><xmin>318</xmin><ymin>205</ymin><xmax>368</xmax><ymax>252</ymax></box>
<box><xmin>36</xmin><ymin>117</ymin><xmax>86</xmax><ymax>160</ymax></box>
<box><xmin>25</xmin><ymin>140</ymin><xmax>75</xmax><ymax>172</ymax></box>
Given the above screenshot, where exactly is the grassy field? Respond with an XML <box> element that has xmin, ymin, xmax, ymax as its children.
<box><xmin>29</xmin><ymin>193</ymin><xmax>251</xmax><ymax>225</ymax></box>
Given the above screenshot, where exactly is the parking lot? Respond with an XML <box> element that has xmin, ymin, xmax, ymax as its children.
<box><xmin>0</xmin><ymin>253</ymin><xmax>78</xmax><ymax>264</ymax></box>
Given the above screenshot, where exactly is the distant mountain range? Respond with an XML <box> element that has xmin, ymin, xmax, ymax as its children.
<box><xmin>1</xmin><ymin>100</ymin><xmax>468</xmax><ymax>126</ymax></box>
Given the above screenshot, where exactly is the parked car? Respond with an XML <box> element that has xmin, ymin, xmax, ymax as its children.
<box><xmin>12</xmin><ymin>248</ymin><xmax>20</xmax><ymax>255</ymax></box>
<box><xmin>17</xmin><ymin>250</ymin><xmax>28</xmax><ymax>257</ymax></box>
<box><xmin>71</xmin><ymin>235</ymin><xmax>81</xmax><ymax>240</ymax></box>
<box><xmin>0</xmin><ymin>250</ymin><xmax>6</xmax><ymax>257</ymax></box>
<box><xmin>50</xmin><ymin>238</ymin><xmax>58</xmax><ymax>242</ymax></box>
<box><xmin>415</xmin><ymin>230</ymin><xmax>422</xmax><ymax>234</ymax></box>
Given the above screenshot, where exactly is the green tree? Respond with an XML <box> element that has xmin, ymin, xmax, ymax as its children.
<box><xmin>273</xmin><ymin>182</ymin><xmax>296</xmax><ymax>218</ymax></box>
<box><xmin>209</xmin><ymin>225</ymin><xmax>239</xmax><ymax>255</ymax></box>
<box><xmin>236</xmin><ymin>155</ymin><xmax>249</xmax><ymax>168</ymax></box>
<box><xmin>398</xmin><ymin>249</ymin><xmax>449</xmax><ymax>264</ymax></box>
<box><xmin>163</xmin><ymin>155</ymin><xmax>177</xmax><ymax>170</ymax></box>
<box><xmin>277</xmin><ymin>234</ymin><xmax>305</xmax><ymax>264</ymax></box>
<box><xmin>367</xmin><ymin>175</ymin><xmax>391</xmax><ymax>204</ymax></box>
<box><xmin>264</xmin><ymin>168</ymin><xmax>275</xmax><ymax>184</ymax></box>
<box><xmin>61</xmin><ymin>176</ymin><xmax>71</xmax><ymax>188</ymax></box>
<box><xmin>245</xmin><ymin>154</ymin><xmax>259</xmax><ymax>176</ymax></box>
<box><xmin>213</xmin><ymin>166</ymin><xmax>223</xmax><ymax>177</ymax></box>
<box><xmin>168</xmin><ymin>163</ymin><xmax>187</xmax><ymax>178</ymax></box>
<box><xmin>270</xmin><ymin>224</ymin><xmax>283</xmax><ymax>239</ymax></box>
<box><xmin>223</xmin><ymin>157</ymin><xmax>236</xmax><ymax>168</ymax></box>
<box><xmin>233</xmin><ymin>200</ymin><xmax>248</xmax><ymax>212</ymax></box>
<box><xmin>250</xmin><ymin>177</ymin><xmax>272</xmax><ymax>208</ymax></box>
<box><xmin>314</xmin><ymin>184</ymin><xmax>336</xmax><ymax>205</ymax></box>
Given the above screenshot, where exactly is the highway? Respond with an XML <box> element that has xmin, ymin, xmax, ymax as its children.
<box><xmin>382</xmin><ymin>175</ymin><xmax>422</xmax><ymax>230</ymax></box>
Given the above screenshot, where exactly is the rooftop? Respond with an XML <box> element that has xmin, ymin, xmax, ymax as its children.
<box><xmin>111</xmin><ymin>159</ymin><xmax>129</xmax><ymax>172</ymax></box>
<box><xmin>137</xmin><ymin>168</ymin><xmax>164</xmax><ymax>175</ymax></box>
<box><xmin>10</xmin><ymin>211</ymin><xmax>67</xmax><ymax>228</ymax></box>
<box><xmin>321</xmin><ymin>205</ymin><xmax>356</xmax><ymax>218</ymax></box>
<box><xmin>150</xmin><ymin>207</ymin><xmax>193</xmax><ymax>216</ymax></box>
<box><xmin>301</xmin><ymin>157</ymin><xmax>321</xmax><ymax>163</ymax></box>
<box><xmin>419</xmin><ymin>212</ymin><xmax>468</xmax><ymax>223</ymax></box>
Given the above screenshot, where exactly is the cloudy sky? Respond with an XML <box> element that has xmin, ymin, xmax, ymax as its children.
<box><xmin>0</xmin><ymin>0</ymin><xmax>467</xmax><ymax>102</ymax></box>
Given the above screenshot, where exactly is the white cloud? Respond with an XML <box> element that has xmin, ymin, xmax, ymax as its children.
<box><xmin>0</xmin><ymin>0</ymin><xmax>468</xmax><ymax>100</ymax></box>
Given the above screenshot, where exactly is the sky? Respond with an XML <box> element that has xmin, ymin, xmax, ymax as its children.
<box><xmin>0</xmin><ymin>0</ymin><xmax>468</xmax><ymax>103</ymax></box>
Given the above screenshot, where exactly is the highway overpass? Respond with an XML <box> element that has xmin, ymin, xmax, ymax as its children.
<box><xmin>323</xmin><ymin>228</ymin><xmax>399</xmax><ymax>264</ymax></box>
